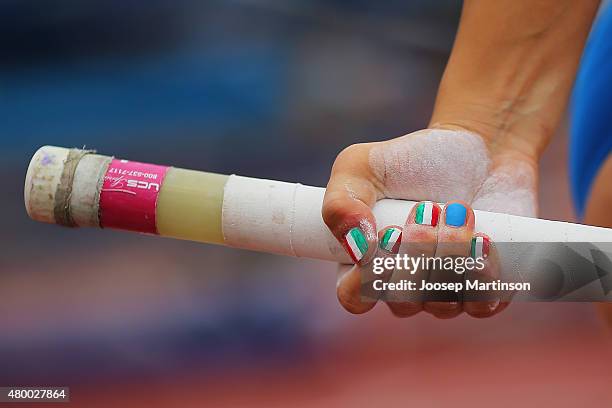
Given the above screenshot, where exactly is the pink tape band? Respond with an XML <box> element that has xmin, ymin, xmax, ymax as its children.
<box><xmin>99</xmin><ymin>159</ymin><xmax>169</xmax><ymax>234</ymax></box>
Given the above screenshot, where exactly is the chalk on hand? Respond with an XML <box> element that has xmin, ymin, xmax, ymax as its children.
<box><xmin>25</xmin><ymin>146</ymin><xmax>612</xmax><ymax>265</ymax></box>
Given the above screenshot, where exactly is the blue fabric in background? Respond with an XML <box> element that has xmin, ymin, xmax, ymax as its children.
<box><xmin>570</xmin><ymin>4</ymin><xmax>612</xmax><ymax>217</ymax></box>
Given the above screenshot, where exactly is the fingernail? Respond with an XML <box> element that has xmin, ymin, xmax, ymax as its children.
<box><xmin>471</xmin><ymin>236</ymin><xmax>490</xmax><ymax>259</ymax></box>
<box><xmin>415</xmin><ymin>202</ymin><xmax>440</xmax><ymax>226</ymax></box>
<box><xmin>344</xmin><ymin>227</ymin><xmax>369</xmax><ymax>263</ymax></box>
<box><xmin>379</xmin><ymin>227</ymin><xmax>402</xmax><ymax>253</ymax></box>
<box><xmin>445</xmin><ymin>203</ymin><xmax>467</xmax><ymax>227</ymax></box>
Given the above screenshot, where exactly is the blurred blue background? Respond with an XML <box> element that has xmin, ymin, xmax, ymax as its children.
<box><xmin>1</xmin><ymin>1</ymin><xmax>610</xmax><ymax>407</ymax></box>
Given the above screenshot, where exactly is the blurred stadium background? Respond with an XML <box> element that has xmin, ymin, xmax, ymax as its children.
<box><xmin>1</xmin><ymin>1</ymin><xmax>611</xmax><ymax>406</ymax></box>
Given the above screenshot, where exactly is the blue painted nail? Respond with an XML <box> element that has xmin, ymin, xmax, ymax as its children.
<box><xmin>445</xmin><ymin>203</ymin><xmax>467</xmax><ymax>227</ymax></box>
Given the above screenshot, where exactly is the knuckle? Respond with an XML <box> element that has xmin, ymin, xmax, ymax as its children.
<box><xmin>465</xmin><ymin>305</ymin><xmax>498</xmax><ymax>319</ymax></box>
<box><xmin>409</xmin><ymin>229</ymin><xmax>435</xmax><ymax>242</ymax></box>
<box><xmin>322</xmin><ymin>196</ymin><xmax>349</xmax><ymax>226</ymax></box>
<box><xmin>333</xmin><ymin>143</ymin><xmax>373</xmax><ymax>174</ymax></box>
<box><xmin>387</xmin><ymin>302</ymin><xmax>422</xmax><ymax>318</ymax></box>
<box><xmin>336</xmin><ymin>143</ymin><xmax>366</xmax><ymax>162</ymax></box>
<box><xmin>424</xmin><ymin>302</ymin><xmax>462</xmax><ymax>319</ymax></box>
<box><xmin>465</xmin><ymin>300</ymin><xmax>507</xmax><ymax>318</ymax></box>
<box><xmin>337</xmin><ymin>286</ymin><xmax>370</xmax><ymax>315</ymax></box>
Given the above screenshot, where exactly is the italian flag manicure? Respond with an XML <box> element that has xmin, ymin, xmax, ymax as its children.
<box><xmin>345</xmin><ymin>227</ymin><xmax>369</xmax><ymax>263</ymax></box>
<box><xmin>379</xmin><ymin>227</ymin><xmax>402</xmax><ymax>253</ymax></box>
<box><xmin>415</xmin><ymin>202</ymin><xmax>440</xmax><ymax>226</ymax></box>
<box><xmin>471</xmin><ymin>236</ymin><xmax>490</xmax><ymax>259</ymax></box>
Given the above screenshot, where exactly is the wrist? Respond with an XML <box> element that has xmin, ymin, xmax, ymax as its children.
<box><xmin>429</xmin><ymin>66</ymin><xmax>561</xmax><ymax>163</ymax></box>
<box><xmin>428</xmin><ymin>0</ymin><xmax>598</xmax><ymax>164</ymax></box>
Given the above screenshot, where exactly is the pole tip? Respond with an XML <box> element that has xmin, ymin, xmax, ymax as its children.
<box><xmin>24</xmin><ymin>146</ymin><xmax>72</xmax><ymax>224</ymax></box>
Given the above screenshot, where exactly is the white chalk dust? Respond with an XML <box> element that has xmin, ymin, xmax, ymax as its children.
<box><xmin>369</xmin><ymin>129</ymin><xmax>537</xmax><ymax>217</ymax></box>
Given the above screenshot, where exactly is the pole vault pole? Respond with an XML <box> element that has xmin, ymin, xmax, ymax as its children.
<box><xmin>25</xmin><ymin>146</ymin><xmax>612</xmax><ymax>266</ymax></box>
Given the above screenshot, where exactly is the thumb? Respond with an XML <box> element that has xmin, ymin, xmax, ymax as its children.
<box><xmin>322</xmin><ymin>143</ymin><xmax>381</xmax><ymax>265</ymax></box>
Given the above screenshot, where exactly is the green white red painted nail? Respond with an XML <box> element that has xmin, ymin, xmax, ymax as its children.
<box><xmin>379</xmin><ymin>227</ymin><xmax>402</xmax><ymax>253</ymax></box>
<box><xmin>471</xmin><ymin>236</ymin><xmax>490</xmax><ymax>259</ymax></box>
<box><xmin>344</xmin><ymin>227</ymin><xmax>369</xmax><ymax>263</ymax></box>
<box><xmin>415</xmin><ymin>202</ymin><xmax>440</xmax><ymax>226</ymax></box>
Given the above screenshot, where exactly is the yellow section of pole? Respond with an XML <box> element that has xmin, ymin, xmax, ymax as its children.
<box><xmin>156</xmin><ymin>168</ymin><xmax>228</xmax><ymax>244</ymax></box>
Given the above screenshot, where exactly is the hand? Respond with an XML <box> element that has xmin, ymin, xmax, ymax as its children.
<box><xmin>325</xmin><ymin>0</ymin><xmax>597</xmax><ymax>318</ymax></box>
<box><xmin>322</xmin><ymin>127</ymin><xmax>537</xmax><ymax>318</ymax></box>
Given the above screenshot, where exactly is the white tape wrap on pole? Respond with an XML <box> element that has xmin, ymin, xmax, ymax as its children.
<box><xmin>221</xmin><ymin>175</ymin><xmax>612</xmax><ymax>264</ymax></box>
